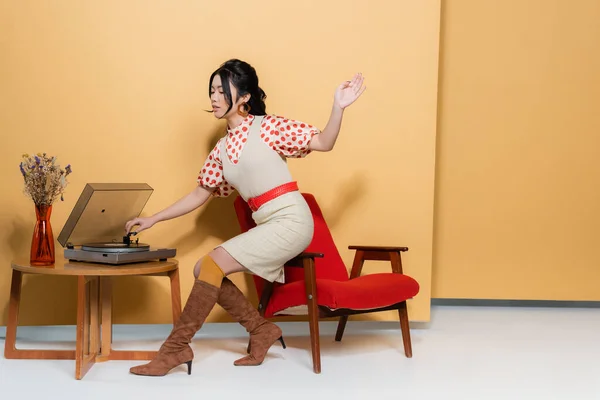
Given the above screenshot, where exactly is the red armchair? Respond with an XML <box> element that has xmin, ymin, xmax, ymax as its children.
<box><xmin>233</xmin><ymin>193</ymin><xmax>420</xmax><ymax>373</ymax></box>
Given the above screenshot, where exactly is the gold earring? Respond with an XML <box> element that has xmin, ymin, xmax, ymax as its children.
<box><xmin>238</xmin><ymin>103</ymin><xmax>250</xmax><ymax>117</ymax></box>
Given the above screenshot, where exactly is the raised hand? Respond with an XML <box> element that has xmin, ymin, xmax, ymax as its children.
<box><xmin>334</xmin><ymin>73</ymin><xmax>366</xmax><ymax>109</ymax></box>
<box><xmin>125</xmin><ymin>216</ymin><xmax>156</xmax><ymax>234</ymax></box>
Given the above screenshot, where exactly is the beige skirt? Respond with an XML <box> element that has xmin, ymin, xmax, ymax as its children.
<box><xmin>219</xmin><ymin>191</ymin><xmax>314</xmax><ymax>283</ymax></box>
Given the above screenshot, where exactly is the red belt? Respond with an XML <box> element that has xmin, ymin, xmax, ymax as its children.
<box><xmin>248</xmin><ymin>181</ymin><xmax>299</xmax><ymax>212</ymax></box>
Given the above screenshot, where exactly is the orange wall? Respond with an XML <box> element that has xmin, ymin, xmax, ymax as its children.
<box><xmin>433</xmin><ymin>0</ymin><xmax>600</xmax><ymax>299</ymax></box>
<box><xmin>0</xmin><ymin>1</ymin><xmax>441</xmax><ymax>326</ymax></box>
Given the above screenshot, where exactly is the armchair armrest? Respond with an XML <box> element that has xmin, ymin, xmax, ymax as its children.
<box><xmin>348</xmin><ymin>245</ymin><xmax>408</xmax><ymax>278</ymax></box>
<box><xmin>285</xmin><ymin>252</ymin><xmax>324</xmax><ymax>268</ymax></box>
<box><xmin>348</xmin><ymin>245</ymin><xmax>408</xmax><ymax>252</ymax></box>
<box><xmin>296</xmin><ymin>252</ymin><xmax>325</xmax><ymax>258</ymax></box>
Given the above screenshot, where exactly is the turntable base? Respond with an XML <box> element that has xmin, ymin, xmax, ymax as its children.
<box><xmin>65</xmin><ymin>247</ymin><xmax>176</xmax><ymax>264</ymax></box>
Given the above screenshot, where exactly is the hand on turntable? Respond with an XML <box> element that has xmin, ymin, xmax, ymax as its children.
<box><xmin>125</xmin><ymin>216</ymin><xmax>156</xmax><ymax>234</ymax></box>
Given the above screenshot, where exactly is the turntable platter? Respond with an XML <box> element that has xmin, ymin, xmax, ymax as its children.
<box><xmin>82</xmin><ymin>242</ymin><xmax>150</xmax><ymax>253</ymax></box>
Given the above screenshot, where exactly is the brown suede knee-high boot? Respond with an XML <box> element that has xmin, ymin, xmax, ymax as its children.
<box><xmin>218</xmin><ymin>277</ymin><xmax>285</xmax><ymax>366</ymax></box>
<box><xmin>129</xmin><ymin>280</ymin><xmax>220</xmax><ymax>376</ymax></box>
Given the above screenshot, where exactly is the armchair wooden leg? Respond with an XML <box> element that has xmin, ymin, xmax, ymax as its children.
<box><xmin>398</xmin><ymin>301</ymin><xmax>412</xmax><ymax>358</ymax></box>
<box><xmin>390</xmin><ymin>251</ymin><xmax>412</xmax><ymax>357</ymax></box>
<box><xmin>336</xmin><ymin>251</ymin><xmax>365</xmax><ymax>342</ymax></box>
<box><xmin>303</xmin><ymin>257</ymin><xmax>321</xmax><ymax>374</ymax></box>
<box><xmin>308</xmin><ymin>303</ymin><xmax>321</xmax><ymax>374</ymax></box>
<box><xmin>335</xmin><ymin>316</ymin><xmax>348</xmax><ymax>342</ymax></box>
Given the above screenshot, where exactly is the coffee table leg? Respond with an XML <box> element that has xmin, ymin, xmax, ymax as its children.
<box><xmin>75</xmin><ymin>276</ymin><xmax>99</xmax><ymax>380</ymax></box>
<box><xmin>168</xmin><ymin>269</ymin><xmax>182</xmax><ymax>323</ymax></box>
<box><xmin>98</xmin><ymin>276</ymin><xmax>113</xmax><ymax>361</ymax></box>
<box><xmin>90</xmin><ymin>277</ymin><xmax>100</xmax><ymax>359</ymax></box>
<box><xmin>4</xmin><ymin>270</ymin><xmax>74</xmax><ymax>360</ymax></box>
<box><xmin>4</xmin><ymin>270</ymin><xmax>22</xmax><ymax>358</ymax></box>
<box><xmin>96</xmin><ymin>275</ymin><xmax>158</xmax><ymax>362</ymax></box>
<box><xmin>94</xmin><ymin>269</ymin><xmax>182</xmax><ymax>363</ymax></box>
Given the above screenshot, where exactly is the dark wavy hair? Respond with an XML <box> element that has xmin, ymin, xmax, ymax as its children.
<box><xmin>209</xmin><ymin>59</ymin><xmax>267</xmax><ymax>116</ymax></box>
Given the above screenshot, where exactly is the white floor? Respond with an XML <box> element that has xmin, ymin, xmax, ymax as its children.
<box><xmin>1</xmin><ymin>305</ymin><xmax>599</xmax><ymax>400</ymax></box>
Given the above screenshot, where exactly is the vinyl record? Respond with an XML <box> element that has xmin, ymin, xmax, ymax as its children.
<box><xmin>81</xmin><ymin>242</ymin><xmax>150</xmax><ymax>253</ymax></box>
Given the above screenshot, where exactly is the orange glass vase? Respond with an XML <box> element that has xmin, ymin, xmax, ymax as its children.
<box><xmin>30</xmin><ymin>204</ymin><xmax>55</xmax><ymax>266</ymax></box>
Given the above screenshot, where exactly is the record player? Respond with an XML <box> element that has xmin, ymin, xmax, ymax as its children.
<box><xmin>57</xmin><ymin>183</ymin><xmax>177</xmax><ymax>264</ymax></box>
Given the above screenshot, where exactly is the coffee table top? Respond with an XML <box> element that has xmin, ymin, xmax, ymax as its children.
<box><xmin>11</xmin><ymin>257</ymin><xmax>178</xmax><ymax>276</ymax></box>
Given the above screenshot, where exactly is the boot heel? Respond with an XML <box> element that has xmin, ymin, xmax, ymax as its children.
<box><xmin>185</xmin><ymin>360</ymin><xmax>192</xmax><ymax>375</ymax></box>
<box><xmin>278</xmin><ymin>336</ymin><xmax>286</xmax><ymax>349</ymax></box>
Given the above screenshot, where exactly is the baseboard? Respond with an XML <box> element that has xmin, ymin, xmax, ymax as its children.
<box><xmin>431</xmin><ymin>298</ymin><xmax>600</xmax><ymax>308</ymax></box>
<box><xmin>0</xmin><ymin>320</ymin><xmax>422</xmax><ymax>340</ymax></box>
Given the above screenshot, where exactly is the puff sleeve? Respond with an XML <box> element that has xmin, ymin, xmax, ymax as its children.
<box><xmin>261</xmin><ymin>115</ymin><xmax>320</xmax><ymax>158</ymax></box>
<box><xmin>196</xmin><ymin>139</ymin><xmax>236</xmax><ymax>197</ymax></box>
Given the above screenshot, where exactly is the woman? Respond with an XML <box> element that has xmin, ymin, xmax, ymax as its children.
<box><xmin>125</xmin><ymin>59</ymin><xmax>366</xmax><ymax>376</ymax></box>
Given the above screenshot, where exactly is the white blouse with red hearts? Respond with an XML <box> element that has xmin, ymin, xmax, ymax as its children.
<box><xmin>197</xmin><ymin>114</ymin><xmax>319</xmax><ymax>197</ymax></box>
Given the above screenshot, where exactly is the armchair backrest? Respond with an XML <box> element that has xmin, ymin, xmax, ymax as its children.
<box><xmin>233</xmin><ymin>193</ymin><xmax>349</xmax><ymax>295</ymax></box>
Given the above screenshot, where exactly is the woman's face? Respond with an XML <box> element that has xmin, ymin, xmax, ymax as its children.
<box><xmin>210</xmin><ymin>74</ymin><xmax>247</xmax><ymax>120</ymax></box>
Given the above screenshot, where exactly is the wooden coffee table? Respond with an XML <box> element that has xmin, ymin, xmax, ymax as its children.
<box><xmin>4</xmin><ymin>258</ymin><xmax>182</xmax><ymax>380</ymax></box>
